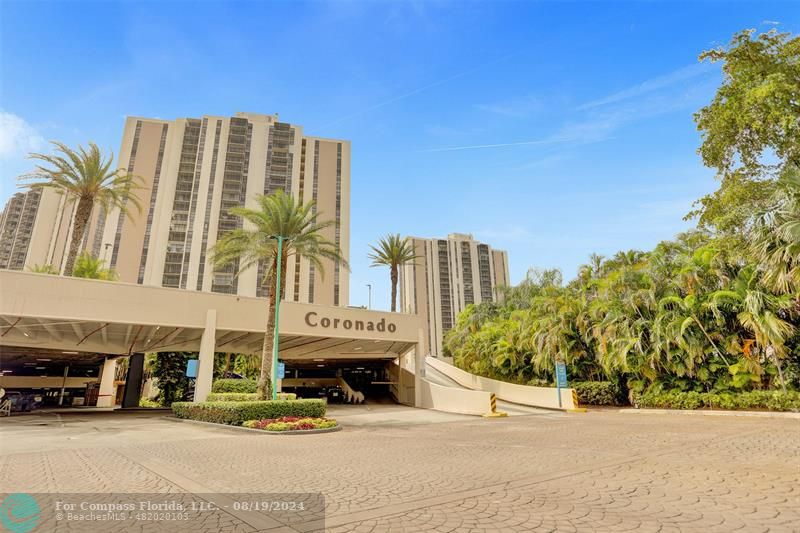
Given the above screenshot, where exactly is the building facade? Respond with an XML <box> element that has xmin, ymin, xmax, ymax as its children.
<box><xmin>399</xmin><ymin>233</ymin><xmax>510</xmax><ymax>357</ymax></box>
<box><xmin>0</xmin><ymin>112</ymin><xmax>351</xmax><ymax>305</ymax></box>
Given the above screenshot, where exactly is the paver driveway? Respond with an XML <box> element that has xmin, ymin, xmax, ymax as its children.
<box><xmin>0</xmin><ymin>408</ymin><xmax>797</xmax><ymax>532</ymax></box>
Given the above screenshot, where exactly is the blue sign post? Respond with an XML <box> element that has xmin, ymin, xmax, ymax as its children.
<box><xmin>555</xmin><ymin>361</ymin><xmax>568</xmax><ymax>408</ymax></box>
<box><xmin>186</xmin><ymin>359</ymin><xmax>198</xmax><ymax>378</ymax></box>
<box><xmin>277</xmin><ymin>362</ymin><xmax>285</xmax><ymax>380</ymax></box>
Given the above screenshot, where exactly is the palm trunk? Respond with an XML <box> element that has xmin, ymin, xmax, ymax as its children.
<box><xmin>258</xmin><ymin>264</ymin><xmax>278</xmax><ymax>400</ymax></box>
<box><xmin>390</xmin><ymin>264</ymin><xmax>398</xmax><ymax>312</ymax></box>
<box><xmin>692</xmin><ymin>315</ymin><xmax>731</xmax><ymax>367</ymax></box>
<box><xmin>222</xmin><ymin>353</ymin><xmax>233</xmax><ymax>377</ymax></box>
<box><xmin>767</xmin><ymin>346</ymin><xmax>788</xmax><ymax>393</ymax></box>
<box><xmin>257</xmin><ymin>251</ymin><xmax>289</xmax><ymax>400</ymax></box>
<box><xmin>63</xmin><ymin>197</ymin><xmax>93</xmax><ymax>276</ymax></box>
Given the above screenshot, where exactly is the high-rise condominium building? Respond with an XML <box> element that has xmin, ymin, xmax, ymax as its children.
<box><xmin>0</xmin><ymin>112</ymin><xmax>350</xmax><ymax>305</ymax></box>
<box><xmin>399</xmin><ymin>233</ymin><xmax>509</xmax><ymax>357</ymax></box>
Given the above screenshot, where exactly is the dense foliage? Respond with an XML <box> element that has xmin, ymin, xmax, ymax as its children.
<box><xmin>214</xmin><ymin>352</ymin><xmax>261</xmax><ymax>380</ymax></box>
<box><xmin>571</xmin><ymin>382</ymin><xmax>622</xmax><ymax>406</ymax></box>
<box><xmin>445</xmin><ymin>29</ymin><xmax>800</xmax><ymax>407</ymax></box>
<box><xmin>172</xmin><ymin>399</ymin><xmax>326</xmax><ymax>425</ymax></box>
<box><xmin>636</xmin><ymin>390</ymin><xmax>800</xmax><ymax>411</ymax></box>
<box><xmin>211</xmin><ymin>379</ymin><xmax>258</xmax><ymax>393</ymax></box>
<box><xmin>151</xmin><ymin>352</ymin><xmax>195</xmax><ymax>405</ymax></box>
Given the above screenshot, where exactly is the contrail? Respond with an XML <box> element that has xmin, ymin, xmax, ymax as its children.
<box><xmin>320</xmin><ymin>52</ymin><xmax>519</xmax><ymax>129</ymax></box>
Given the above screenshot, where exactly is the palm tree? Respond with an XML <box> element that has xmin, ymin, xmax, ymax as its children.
<box><xmin>708</xmin><ymin>267</ymin><xmax>795</xmax><ymax>392</ymax></box>
<box><xmin>72</xmin><ymin>252</ymin><xmax>119</xmax><ymax>280</ymax></box>
<box><xmin>368</xmin><ymin>234</ymin><xmax>417</xmax><ymax>312</ymax></box>
<box><xmin>752</xmin><ymin>167</ymin><xmax>800</xmax><ymax>296</ymax></box>
<box><xmin>210</xmin><ymin>190</ymin><xmax>347</xmax><ymax>399</ymax></box>
<box><xmin>19</xmin><ymin>142</ymin><xmax>141</xmax><ymax>276</ymax></box>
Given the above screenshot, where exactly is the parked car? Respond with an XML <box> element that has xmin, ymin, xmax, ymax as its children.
<box><xmin>4</xmin><ymin>391</ymin><xmax>39</xmax><ymax>412</ymax></box>
<box><xmin>324</xmin><ymin>386</ymin><xmax>345</xmax><ymax>404</ymax></box>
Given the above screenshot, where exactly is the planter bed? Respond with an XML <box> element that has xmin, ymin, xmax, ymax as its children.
<box><xmin>171</xmin><ymin>399</ymin><xmax>326</xmax><ymax>425</ymax></box>
<box><xmin>243</xmin><ymin>416</ymin><xmax>339</xmax><ymax>433</ymax></box>
<box><xmin>167</xmin><ymin>416</ymin><xmax>342</xmax><ymax>434</ymax></box>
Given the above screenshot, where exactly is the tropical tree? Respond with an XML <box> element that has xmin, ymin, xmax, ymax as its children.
<box><xmin>368</xmin><ymin>233</ymin><xmax>417</xmax><ymax>312</ymax></box>
<box><xmin>709</xmin><ymin>267</ymin><xmax>796</xmax><ymax>391</ymax></box>
<box><xmin>690</xmin><ymin>29</ymin><xmax>799</xmax><ymax>235</ymax></box>
<box><xmin>443</xmin><ymin>28</ymin><xmax>800</xmax><ymax>399</ymax></box>
<box><xmin>210</xmin><ymin>190</ymin><xmax>346</xmax><ymax>399</ymax></box>
<box><xmin>72</xmin><ymin>253</ymin><xmax>118</xmax><ymax>280</ymax></box>
<box><xmin>19</xmin><ymin>142</ymin><xmax>141</xmax><ymax>276</ymax></box>
<box><xmin>752</xmin><ymin>167</ymin><xmax>800</xmax><ymax>296</ymax></box>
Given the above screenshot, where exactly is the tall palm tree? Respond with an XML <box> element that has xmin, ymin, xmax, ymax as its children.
<box><xmin>19</xmin><ymin>142</ymin><xmax>141</xmax><ymax>276</ymax></box>
<box><xmin>211</xmin><ymin>190</ymin><xmax>347</xmax><ymax>399</ymax></box>
<box><xmin>368</xmin><ymin>234</ymin><xmax>417</xmax><ymax>312</ymax></box>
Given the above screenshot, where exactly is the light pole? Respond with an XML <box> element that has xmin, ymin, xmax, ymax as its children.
<box><xmin>366</xmin><ymin>283</ymin><xmax>372</xmax><ymax>310</ymax></box>
<box><xmin>270</xmin><ymin>235</ymin><xmax>286</xmax><ymax>400</ymax></box>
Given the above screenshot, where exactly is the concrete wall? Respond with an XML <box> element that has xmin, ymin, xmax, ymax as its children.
<box><xmin>427</xmin><ymin>356</ymin><xmax>576</xmax><ymax>410</ymax></box>
<box><xmin>418</xmin><ymin>378</ymin><xmax>493</xmax><ymax>416</ymax></box>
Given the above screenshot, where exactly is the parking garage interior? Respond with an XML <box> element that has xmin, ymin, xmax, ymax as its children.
<box><xmin>280</xmin><ymin>358</ymin><xmax>401</xmax><ymax>404</ymax></box>
<box><xmin>0</xmin><ymin>346</ymin><xmax>112</xmax><ymax>409</ymax></box>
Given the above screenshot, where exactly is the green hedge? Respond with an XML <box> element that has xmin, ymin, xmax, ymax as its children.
<box><xmin>206</xmin><ymin>392</ymin><xmax>296</xmax><ymax>402</ymax></box>
<box><xmin>637</xmin><ymin>390</ymin><xmax>800</xmax><ymax>412</ymax></box>
<box><xmin>211</xmin><ymin>379</ymin><xmax>258</xmax><ymax>393</ymax></box>
<box><xmin>172</xmin><ymin>399</ymin><xmax>326</xmax><ymax>425</ymax></box>
<box><xmin>572</xmin><ymin>381</ymin><xmax>620</xmax><ymax>405</ymax></box>
<box><xmin>206</xmin><ymin>392</ymin><xmax>258</xmax><ymax>402</ymax></box>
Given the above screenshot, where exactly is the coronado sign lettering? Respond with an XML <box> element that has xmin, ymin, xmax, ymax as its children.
<box><xmin>304</xmin><ymin>311</ymin><xmax>397</xmax><ymax>333</ymax></box>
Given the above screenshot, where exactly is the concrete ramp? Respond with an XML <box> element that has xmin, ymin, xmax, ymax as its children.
<box><xmin>418</xmin><ymin>378</ymin><xmax>495</xmax><ymax>416</ymax></box>
<box><xmin>426</xmin><ymin>357</ymin><xmax>577</xmax><ymax>411</ymax></box>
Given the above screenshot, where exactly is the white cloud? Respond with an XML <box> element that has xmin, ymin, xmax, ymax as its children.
<box><xmin>0</xmin><ymin>111</ymin><xmax>44</xmax><ymax>160</ymax></box>
<box><xmin>576</xmin><ymin>62</ymin><xmax>715</xmax><ymax>111</ymax></box>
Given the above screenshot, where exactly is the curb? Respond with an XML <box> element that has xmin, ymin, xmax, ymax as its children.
<box><xmin>164</xmin><ymin>416</ymin><xmax>344</xmax><ymax>434</ymax></box>
<box><xmin>618</xmin><ymin>408</ymin><xmax>800</xmax><ymax>419</ymax></box>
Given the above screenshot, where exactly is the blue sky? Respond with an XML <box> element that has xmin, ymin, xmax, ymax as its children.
<box><xmin>1</xmin><ymin>1</ymin><xmax>797</xmax><ymax>310</ymax></box>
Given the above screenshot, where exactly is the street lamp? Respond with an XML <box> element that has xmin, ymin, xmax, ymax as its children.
<box><xmin>366</xmin><ymin>283</ymin><xmax>372</xmax><ymax>310</ymax></box>
<box><xmin>269</xmin><ymin>235</ymin><xmax>288</xmax><ymax>400</ymax></box>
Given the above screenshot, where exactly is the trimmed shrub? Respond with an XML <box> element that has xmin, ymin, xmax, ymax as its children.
<box><xmin>206</xmin><ymin>393</ymin><xmax>259</xmax><ymax>402</ymax></box>
<box><xmin>211</xmin><ymin>379</ymin><xmax>258</xmax><ymax>393</ymax></box>
<box><xmin>172</xmin><ymin>399</ymin><xmax>326</xmax><ymax>425</ymax></box>
<box><xmin>206</xmin><ymin>392</ymin><xmax>297</xmax><ymax>402</ymax></box>
<box><xmin>637</xmin><ymin>390</ymin><xmax>800</xmax><ymax>412</ymax></box>
<box><xmin>572</xmin><ymin>381</ymin><xmax>620</xmax><ymax>406</ymax></box>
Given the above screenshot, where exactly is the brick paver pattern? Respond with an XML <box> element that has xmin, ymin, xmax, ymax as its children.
<box><xmin>1</xmin><ymin>409</ymin><xmax>798</xmax><ymax>532</ymax></box>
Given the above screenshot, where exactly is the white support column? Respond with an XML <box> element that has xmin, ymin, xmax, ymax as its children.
<box><xmin>415</xmin><ymin>327</ymin><xmax>425</xmax><ymax>407</ymax></box>
<box><xmin>194</xmin><ymin>309</ymin><xmax>217</xmax><ymax>403</ymax></box>
<box><xmin>397</xmin><ymin>353</ymin><xmax>406</xmax><ymax>405</ymax></box>
<box><xmin>97</xmin><ymin>357</ymin><xmax>117</xmax><ymax>407</ymax></box>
